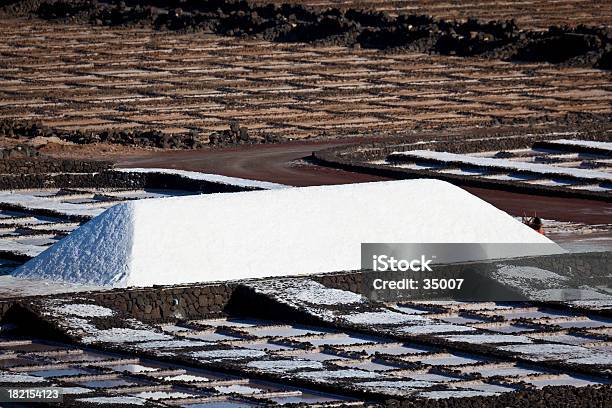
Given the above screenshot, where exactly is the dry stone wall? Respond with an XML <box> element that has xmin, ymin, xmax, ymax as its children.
<box><xmin>0</xmin><ymin>158</ymin><xmax>112</xmax><ymax>175</ymax></box>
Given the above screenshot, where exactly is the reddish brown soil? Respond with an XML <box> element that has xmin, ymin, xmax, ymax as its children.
<box><xmin>118</xmin><ymin>140</ymin><xmax>385</xmax><ymax>186</ymax></box>
<box><xmin>118</xmin><ymin>141</ymin><xmax>612</xmax><ymax>225</ymax></box>
<box><xmin>465</xmin><ymin>187</ymin><xmax>612</xmax><ymax>225</ymax></box>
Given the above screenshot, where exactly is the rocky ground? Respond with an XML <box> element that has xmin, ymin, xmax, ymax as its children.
<box><xmin>5</xmin><ymin>0</ymin><xmax>612</xmax><ymax>68</ymax></box>
<box><xmin>250</xmin><ymin>0</ymin><xmax>612</xmax><ymax>31</ymax></box>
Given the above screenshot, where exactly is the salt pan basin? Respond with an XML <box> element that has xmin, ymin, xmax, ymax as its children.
<box><xmin>14</xmin><ymin>179</ymin><xmax>559</xmax><ymax>287</ymax></box>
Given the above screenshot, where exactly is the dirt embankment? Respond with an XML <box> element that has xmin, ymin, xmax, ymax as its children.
<box><xmin>4</xmin><ymin>0</ymin><xmax>611</xmax><ymax>69</ymax></box>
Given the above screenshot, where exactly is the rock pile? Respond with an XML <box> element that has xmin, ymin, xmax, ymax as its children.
<box><xmin>62</xmin><ymin>128</ymin><xmax>208</xmax><ymax>149</ymax></box>
<box><xmin>0</xmin><ymin>145</ymin><xmax>40</xmax><ymax>159</ymax></box>
<box><xmin>208</xmin><ymin>121</ymin><xmax>251</xmax><ymax>146</ymax></box>
<box><xmin>511</xmin><ymin>26</ymin><xmax>610</xmax><ymax>66</ymax></box>
<box><xmin>0</xmin><ymin>119</ymin><xmax>46</xmax><ymax>139</ymax></box>
<box><xmin>209</xmin><ymin>121</ymin><xmax>286</xmax><ymax>146</ymax></box>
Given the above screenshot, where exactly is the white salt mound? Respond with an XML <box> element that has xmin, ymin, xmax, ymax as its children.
<box><xmin>13</xmin><ymin>179</ymin><xmax>560</xmax><ymax>287</ymax></box>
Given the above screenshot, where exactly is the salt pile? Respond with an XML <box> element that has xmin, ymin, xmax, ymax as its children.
<box><xmin>14</xmin><ymin>179</ymin><xmax>559</xmax><ymax>287</ymax></box>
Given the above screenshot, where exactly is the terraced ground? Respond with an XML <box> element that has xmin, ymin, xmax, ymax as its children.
<box><xmin>0</xmin><ymin>17</ymin><xmax>610</xmax><ymax>147</ymax></box>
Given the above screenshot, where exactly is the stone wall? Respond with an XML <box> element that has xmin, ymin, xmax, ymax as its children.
<box><xmin>88</xmin><ymin>283</ymin><xmax>236</xmax><ymax>322</ymax></box>
<box><xmin>0</xmin><ymin>252</ymin><xmax>608</xmax><ymax>323</ymax></box>
<box><xmin>0</xmin><ymin>172</ymin><xmax>134</xmax><ymax>192</ymax></box>
<box><xmin>0</xmin><ymin>158</ymin><xmax>113</xmax><ymax>175</ymax></box>
<box><xmin>534</xmin><ymin>140</ymin><xmax>612</xmax><ymax>157</ymax></box>
<box><xmin>0</xmin><ymin>300</ymin><xmax>15</xmax><ymax>322</ymax></box>
<box><xmin>387</xmin><ymin>385</ymin><xmax>612</xmax><ymax>408</ymax></box>
<box><xmin>339</xmin><ymin>251</ymin><xmax>612</xmax><ymax>310</ymax></box>
<box><xmin>0</xmin><ymin>169</ymin><xmax>266</xmax><ymax>192</ymax></box>
<box><xmin>313</xmin><ymin>271</ymin><xmax>363</xmax><ymax>294</ymax></box>
<box><xmin>511</xmin><ymin>250</ymin><xmax>611</xmax><ymax>283</ymax></box>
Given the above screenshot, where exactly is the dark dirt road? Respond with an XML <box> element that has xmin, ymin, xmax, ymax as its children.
<box><xmin>119</xmin><ymin>140</ymin><xmax>612</xmax><ymax>225</ymax></box>
<box><xmin>118</xmin><ymin>141</ymin><xmax>387</xmax><ymax>186</ymax></box>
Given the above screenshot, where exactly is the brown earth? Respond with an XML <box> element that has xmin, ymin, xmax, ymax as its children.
<box><xmin>1</xmin><ymin>18</ymin><xmax>610</xmax><ymax>143</ymax></box>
